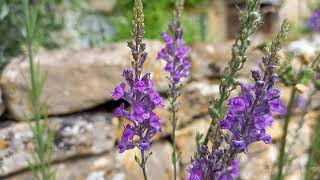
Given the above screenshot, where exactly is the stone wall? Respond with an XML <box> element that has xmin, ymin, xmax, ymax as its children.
<box><xmin>0</xmin><ymin>34</ymin><xmax>319</xmax><ymax>179</ymax></box>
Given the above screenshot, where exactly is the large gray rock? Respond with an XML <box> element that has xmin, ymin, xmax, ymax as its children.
<box><xmin>118</xmin><ymin>142</ymin><xmax>175</xmax><ymax>180</ymax></box>
<box><xmin>4</xmin><ymin>151</ymin><xmax>123</xmax><ymax>180</ymax></box>
<box><xmin>4</xmin><ymin>142</ymin><xmax>174</xmax><ymax>180</ymax></box>
<box><xmin>0</xmin><ymin>111</ymin><xmax>116</xmax><ymax>177</ymax></box>
<box><xmin>1</xmin><ymin>40</ymin><xmax>167</xmax><ymax>120</ymax></box>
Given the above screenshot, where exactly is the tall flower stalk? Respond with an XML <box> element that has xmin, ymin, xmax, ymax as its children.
<box><xmin>23</xmin><ymin>0</ymin><xmax>54</xmax><ymax>179</ymax></box>
<box><xmin>203</xmin><ymin>0</ymin><xmax>262</xmax><ymax>146</ymax></box>
<box><xmin>187</xmin><ymin>17</ymin><xmax>290</xmax><ymax>180</ymax></box>
<box><xmin>157</xmin><ymin>0</ymin><xmax>191</xmax><ymax>179</ymax></box>
<box><xmin>112</xmin><ymin>1</ymin><xmax>164</xmax><ymax>179</ymax></box>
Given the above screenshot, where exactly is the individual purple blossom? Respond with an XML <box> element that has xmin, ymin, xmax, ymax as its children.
<box><xmin>307</xmin><ymin>9</ymin><xmax>320</xmax><ymax>31</ymax></box>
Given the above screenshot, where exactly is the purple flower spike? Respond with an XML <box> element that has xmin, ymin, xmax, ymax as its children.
<box><xmin>307</xmin><ymin>9</ymin><xmax>320</xmax><ymax>31</ymax></box>
<box><xmin>221</xmin><ymin>65</ymin><xmax>285</xmax><ymax>152</ymax></box>
<box><xmin>113</xmin><ymin>10</ymin><xmax>165</xmax><ymax>154</ymax></box>
<box><xmin>158</xmin><ymin>31</ymin><xmax>191</xmax><ymax>84</ymax></box>
<box><xmin>187</xmin><ymin>145</ymin><xmax>240</xmax><ymax>180</ymax></box>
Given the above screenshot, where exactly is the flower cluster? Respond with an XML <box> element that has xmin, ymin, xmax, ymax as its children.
<box><xmin>113</xmin><ymin>68</ymin><xmax>164</xmax><ymax>153</ymax></box>
<box><xmin>187</xmin><ymin>145</ymin><xmax>239</xmax><ymax>180</ymax></box>
<box><xmin>307</xmin><ymin>9</ymin><xmax>320</xmax><ymax>31</ymax></box>
<box><xmin>220</xmin><ymin>67</ymin><xmax>286</xmax><ymax>152</ymax></box>
<box><xmin>157</xmin><ymin>30</ymin><xmax>191</xmax><ymax>84</ymax></box>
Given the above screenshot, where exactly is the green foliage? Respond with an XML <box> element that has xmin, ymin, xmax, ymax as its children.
<box><xmin>0</xmin><ymin>0</ymin><xmax>62</xmax><ymax>69</ymax></box>
<box><xmin>112</xmin><ymin>0</ymin><xmax>208</xmax><ymax>43</ymax></box>
<box><xmin>298</xmin><ymin>67</ymin><xmax>316</xmax><ymax>85</ymax></box>
<box><xmin>279</xmin><ymin>56</ymin><xmax>317</xmax><ymax>87</ymax></box>
<box><xmin>23</xmin><ymin>0</ymin><xmax>54</xmax><ymax>179</ymax></box>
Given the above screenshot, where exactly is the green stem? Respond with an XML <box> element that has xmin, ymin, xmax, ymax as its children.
<box><xmin>140</xmin><ymin>150</ymin><xmax>148</xmax><ymax>180</ymax></box>
<box><xmin>276</xmin><ymin>87</ymin><xmax>297</xmax><ymax>180</ymax></box>
<box><xmin>171</xmin><ymin>84</ymin><xmax>178</xmax><ymax>180</ymax></box>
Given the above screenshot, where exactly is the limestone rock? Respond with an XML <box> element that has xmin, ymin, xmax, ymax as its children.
<box><xmin>175</xmin><ymin>118</ymin><xmax>211</xmax><ymax>179</ymax></box>
<box><xmin>4</xmin><ymin>151</ymin><xmax>123</xmax><ymax>180</ymax></box>
<box><xmin>157</xmin><ymin>81</ymin><xmax>219</xmax><ymax>136</ymax></box>
<box><xmin>118</xmin><ymin>142</ymin><xmax>174</xmax><ymax>180</ymax></box>
<box><xmin>1</xmin><ymin>40</ymin><xmax>166</xmax><ymax>120</ymax></box>
<box><xmin>189</xmin><ymin>43</ymin><xmax>217</xmax><ymax>79</ymax></box>
<box><xmin>4</xmin><ymin>142</ymin><xmax>173</xmax><ymax>180</ymax></box>
<box><xmin>0</xmin><ymin>111</ymin><xmax>116</xmax><ymax>177</ymax></box>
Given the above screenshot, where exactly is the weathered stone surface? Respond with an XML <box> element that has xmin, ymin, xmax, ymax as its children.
<box><xmin>4</xmin><ymin>142</ymin><xmax>173</xmax><ymax>180</ymax></box>
<box><xmin>176</xmin><ymin>118</ymin><xmax>211</xmax><ymax>179</ymax></box>
<box><xmin>4</xmin><ymin>151</ymin><xmax>123</xmax><ymax>180</ymax></box>
<box><xmin>190</xmin><ymin>43</ymin><xmax>218</xmax><ymax>79</ymax></box>
<box><xmin>117</xmin><ymin>142</ymin><xmax>174</xmax><ymax>180</ymax></box>
<box><xmin>240</xmin><ymin>111</ymin><xmax>318</xmax><ymax>180</ymax></box>
<box><xmin>0</xmin><ymin>111</ymin><xmax>116</xmax><ymax>177</ymax></box>
<box><xmin>238</xmin><ymin>142</ymin><xmax>277</xmax><ymax>180</ymax></box>
<box><xmin>287</xmin><ymin>34</ymin><xmax>320</xmax><ymax>58</ymax></box>
<box><xmin>1</xmin><ymin>40</ymin><xmax>166</xmax><ymax>120</ymax></box>
<box><xmin>157</xmin><ymin>81</ymin><xmax>219</xmax><ymax>137</ymax></box>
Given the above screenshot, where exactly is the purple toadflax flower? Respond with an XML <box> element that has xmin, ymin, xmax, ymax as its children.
<box><xmin>112</xmin><ymin>0</ymin><xmax>164</xmax><ymax>156</ymax></box>
<box><xmin>220</xmin><ymin>67</ymin><xmax>286</xmax><ymax>152</ymax></box>
<box><xmin>187</xmin><ymin>145</ymin><xmax>239</xmax><ymax>180</ymax></box>
<box><xmin>157</xmin><ymin>25</ymin><xmax>191</xmax><ymax>85</ymax></box>
<box><xmin>156</xmin><ymin>1</ymin><xmax>191</xmax><ymax>179</ymax></box>
<box><xmin>307</xmin><ymin>9</ymin><xmax>320</xmax><ymax>31</ymax></box>
<box><xmin>113</xmin><ymin>53</ymin><xmax>164</xmax><ymax>154</ymax></box>
<box><xmin>187</xmin><ymin>64</ymin><xmax>286</xmax><ymax>180</ymax></box>
<box><xmin>187</xmin><ymin>18</ymin><xmax>290</xmax><ymax>180</ymax></box>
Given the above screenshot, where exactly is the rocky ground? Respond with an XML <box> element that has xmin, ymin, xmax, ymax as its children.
<box><xmin>0</xmin><ymin>35</ymin><xmax>319</xmax><ymax>180</ymax></box>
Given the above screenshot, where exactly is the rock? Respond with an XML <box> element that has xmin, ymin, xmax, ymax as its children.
<box><xmin>117</xmin><ymin>142</ymin><xmax>174</xmax><ymax>180</ymax></box>
<box><xmin>4</xmin><ymin>142</ymin><xmax>173</xmax><ymax>180</ymax></box>
<box><xmin>238</xmin><ymin>143</ymin><xmax>278</xmax><ymax>180</ymax></box>
<box><xmin>1</xmin><ymin>40</ymin><xmax>167</xmax><ymax>120</ymax></box>
<box><xmin>189</xmin><ymin>43</ymin><xmax>217</xmax><ymax>79</ymax></box>
<box><xmin>0</xmin><ymin>138</ymin><xmax>7</xmax><ymax>150</ymax></box>
<box><xmin>153</xmin><ymin>81</ymin><xmax>218</xmax><ymax>139</ymax></box>
<box><xmin>175</xmin><ymin>118</ymin><xmax>211</xmax><ymax>179</ymax></box>
<box><xmin>286</xmin><ymin>34</ymin><xmax>320</xmax><ymax>58</ymax></box>
<box><xmin>4</xmin><ymin>151</ymin><xmax>123</xmax><ymax>180</ymax></box>
<box><xmin>242</xmin><ymin>111</ymin><xmax>318</xmax><ymax>179</ymax></box>
<box><xmin>0</xmin><ymin>111</ymin><xmax>116</xmax><ymax>177</ymax></box>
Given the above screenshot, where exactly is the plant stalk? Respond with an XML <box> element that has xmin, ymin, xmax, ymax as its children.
<box><xmin>140</xmin><ymin>150</ymin><xmax>148</xmax><ymax>180</ymax></box>
<box><xmin>171</xmin><ymin>83</ymin><xmax>178</xmax><ymax>180</ymax></box>
<box><xmin>276</xmin><ymin>87</ymin><xmax>297</xmax><ymax>180</ymax></box>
